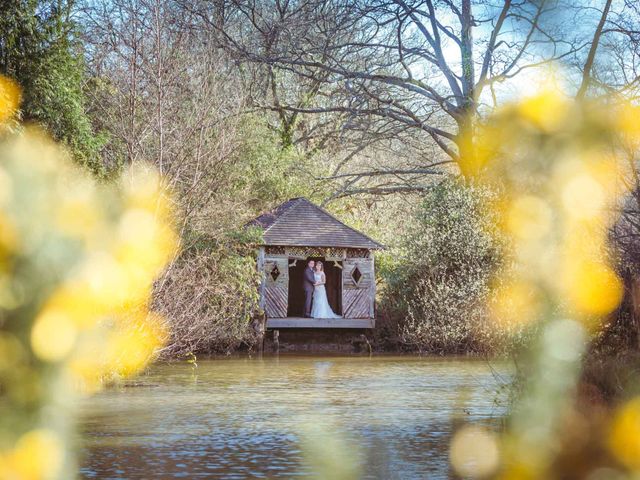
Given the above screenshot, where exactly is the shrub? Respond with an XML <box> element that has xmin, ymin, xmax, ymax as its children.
<box><xmin>153</xmin><ymin>232</ymin><xmax>262</xmax><ymax>357</ymax></box>
<box><xmin>382</xmin><ymin>177</ymin><xmax>506</xmax><ymax>354</ymax></box>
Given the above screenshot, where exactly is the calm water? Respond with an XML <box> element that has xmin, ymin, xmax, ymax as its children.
<box><xmin>78</xmin><ymin>355</ymin><xmax>509</xmax><ymax>479</ymax></box>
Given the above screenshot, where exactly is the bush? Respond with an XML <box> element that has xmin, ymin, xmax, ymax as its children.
<box><xmin>382</xmin><ymin>177</ymin><xmax>505</xmax><ymax>354</ymax></box>
<box><xmin>153</xmin><ymin>230</ymin><xmax>262</xmax><ymax>358</ymax></box>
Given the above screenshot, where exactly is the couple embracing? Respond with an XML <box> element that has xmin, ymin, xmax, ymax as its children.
<box><xmin>303</xmin><ymin>259</ymin><xmax>341</xmax><ymax>319</ymax></box>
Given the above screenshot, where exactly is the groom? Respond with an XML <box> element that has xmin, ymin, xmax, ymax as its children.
<box><xmin>303</xmin><ymin>259</ymin><xmax>315</xmax><ymax>318</ymax></box>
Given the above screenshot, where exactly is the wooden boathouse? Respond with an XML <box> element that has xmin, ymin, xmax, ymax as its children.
<box><xmin>247</xmin><ymin>198</ymin><xmax>384</xmax><ymax>330</ymax></box>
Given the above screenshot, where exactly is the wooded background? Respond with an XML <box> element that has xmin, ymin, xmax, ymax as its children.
<box><xmin>2</xmin><ymin>0</ymin><xmax>640</xmax><ymax>355</ymax></box>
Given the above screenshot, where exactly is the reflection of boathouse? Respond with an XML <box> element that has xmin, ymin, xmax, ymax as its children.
<box><xmin>247</xmin><ymin>198</ymin><xmax>384</xmax><ymax>329</ymax></box>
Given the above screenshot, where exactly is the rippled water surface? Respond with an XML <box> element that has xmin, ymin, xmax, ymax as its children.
<box><xmin>78</xmin><ymin>355</ymin><xmax>509</xmax><ymax>479</ymax></box>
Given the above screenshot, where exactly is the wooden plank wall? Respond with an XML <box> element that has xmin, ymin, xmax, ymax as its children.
<box><xmin>263</xmin><ymin>257</ymin><xmax>289</xmax><ymax>318</ymax></box>
<box><xmin>342</xmin><ymin>258</ymin><xmax>374</xmax><ymax>319</ymax></box>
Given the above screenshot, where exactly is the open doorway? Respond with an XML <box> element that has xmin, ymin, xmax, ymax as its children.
<box><xmin>287</xmin><ymin>257</ymin><xmax>342</xmax><ymax>317</ymax></box>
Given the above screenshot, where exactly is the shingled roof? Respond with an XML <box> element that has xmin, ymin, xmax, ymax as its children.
<box><xmin>247</xmin><ymin>197</ymin><xmax>384</xmax><ymax>249</ymax></box>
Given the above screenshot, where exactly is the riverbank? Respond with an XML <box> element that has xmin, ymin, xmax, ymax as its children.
<box><xmin>161</xmin><ymin>326</ymin><xmax>513</xmax><ymax>359</ymax></box>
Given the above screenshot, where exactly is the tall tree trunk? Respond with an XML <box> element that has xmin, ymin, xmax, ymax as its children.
<box><xmin>458</xmin><ymin>0</ymin><xmax>476</xmax><ymax>177</ymax></box>
<box><xmin>576</xmin><ymin>0</ymin><xmax>613</xmax><ymax>100</ymax></box>
<box><xmin>460</xmin><ymin>0</ymin><xmax>475</xmax><ymax>104</ymax></box>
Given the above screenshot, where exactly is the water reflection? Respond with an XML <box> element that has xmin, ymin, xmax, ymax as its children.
<box><xmin>78</xmin><ymin>355</ymin><xmax>509</xmax><ymax>479</ymax></box>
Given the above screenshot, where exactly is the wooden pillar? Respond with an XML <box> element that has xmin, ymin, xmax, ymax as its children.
<box><xmin>257</xmin><ymin>246</ymin><xmax>266</xmax><ymax>310</ymax></box>
<box><xmin>251</xmin><ymin>312</ymin><xmax>266</xmax><ymax>354</ymax></box>
<box><xmin>370</xmin><ymin>254</ymin><xmax>376</xmax><ymax>319</ymax></box>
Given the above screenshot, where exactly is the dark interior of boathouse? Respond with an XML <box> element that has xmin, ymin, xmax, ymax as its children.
<box><xmin>287</xmin><ymin>257</ymin><xmax>342</xmax><ymax>317</ymax></box>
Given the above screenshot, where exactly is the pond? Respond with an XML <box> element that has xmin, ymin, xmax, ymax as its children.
<box><xmin>78</xmin><ymin>355</ymin><xmax>510</xmax><ymax>479</ymax></box>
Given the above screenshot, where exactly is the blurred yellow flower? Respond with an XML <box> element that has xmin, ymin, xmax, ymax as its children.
<box><xmin>561</xmin><ymin>174</ymin><xmax>606</xmax><ymax>220</ymax></box>
<box><xmin>562</xmin><ymin>259</ymin><xmax>622</xmax><ymax>317</ymax></box>
<box><xmin>0</xmin><ymin>212</ymin><xmax>18</xmax><ymax>262</ymax></box>
<box><xmin>115</xmin><ymin>208</ymin><xmax>178</xmax><ymax>276</ymax></box>
<box><xmin>1</xmin><ymin>429</ymin><xmax>64</xmax><ymax>480</ymax></box>
<box><xmin>67</xmin><ymin>330</ymin><xmax>111</xmax><ymax>393</ymax></box>
<box><xmin>122</xmin><ymin>163</ymin><xmax>174</xmax><ymax>221</ymax></box>
<box><xmin>609</xmin><ymin>397</ymin><xmax>640</xmax><ymax>470</ymax></box>
<box><xmin>498</xmin><ymin>462</ymin><xmax>538</xmax><ymax>480</ymax></box>
<box><xmin>31</xmin><ymin>309</ymin><xmax>78</xmax><ymax>362</ymax></box>
<box><xmin>55</xmin><ymin>181</ymin><xmax>101</xmax><ymax>239</ymax></box>
<box><xmin>506</xmin><ymin>195</ymin><xmax>553</xmax><ymax>240</ymax></box>
<box><xmin>458</xmin><ymin>82</ymin><xmax>634</xmax><ymax>480</ymax></box>
<box><xmin>299</xmin><ymin>420</ymin><xmax>362</xmax><ymax>480</ymax></box>
<box><xmin>491</xmin><ymin>280</ymin><xmax>542</xmax><ymax>328</ymax></box>
<box><xmin>516</xmin><ymin>90</ymin><xmax>569</xmax><ymax>133</ymax></box>
<box><xmin>44</xmin><ymin>281</ymin><xmax>105</xmax><ymax>329</ymax></box>
<box><xmin>0</xmin><ymin>332</ymin><xmax>25</xmax><ymax>370</ymax></box>
<box><xmin>617</xmin><ymin>103</ymin><xmax>640</xmax><ymax>141</ymax></box>
<box><xmin>0</xmin><ymin>167</ymin><xmax>13</xmax><ymax>206</ymax></box>
<box><xmin>459</xmin><ymin>124</ymin><xmax>504</xmax><ymax>177</ymax></box>
<box><xmin>450</xmin><ymin>425</ymin><xmax>500</xmax><ymax>478</ymax></box>
<box><xmin>105</xmin><ymin>312</ymin><xmax>168</xmax><ymax>377</ymax></box>
<box><xmin>0</xmin><ymin>88</ymin><xmax>178</xmax><ymax>480</ymax></box>
<box><xmin>0</xmin><ymin>75</ymin><xmax>21</xmax><ymax>125</ymax></box>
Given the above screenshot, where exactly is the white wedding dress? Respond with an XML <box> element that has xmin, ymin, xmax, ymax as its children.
<box><xmin>311</xmin><ymin>272</ymin><xmax>341</xmax><ymax>319</ymax></box>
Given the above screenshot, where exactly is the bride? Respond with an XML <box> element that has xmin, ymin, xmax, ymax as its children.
<box><xmin>311</xmin><ymin>261</ymin><xmax>341</xmax><ymax>319</ymax></box>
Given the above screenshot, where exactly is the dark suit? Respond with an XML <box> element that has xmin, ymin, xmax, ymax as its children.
<box><xmin>303</xmin><ymin>267</ymin><xmax>315</xmax><ymax>317</ymax></box>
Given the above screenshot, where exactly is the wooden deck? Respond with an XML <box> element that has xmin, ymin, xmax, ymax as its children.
<box><xmin>266</xmin><ymin>317</ymin><xmax>375</xmax><ymax>329</ymax></box>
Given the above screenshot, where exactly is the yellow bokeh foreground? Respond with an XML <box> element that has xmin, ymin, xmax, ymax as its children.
<box><xmin>467</xmin><ymin>89</ymin><xmax>631</xmax><ymax>330</ymax></box>
<box><xmin>0</xmin><ymin>76</ymin><xmax>20</xmax><ymax>126</ymax></box>
<box><xmin>451</xmin><ymin>89</ymin><xmax>640</xmax><ymax>478</ymax></box>
<box><xmin>609</xmin><ymin>397</ymin><xmax>640</xmax><ymax>471</ymax></box>
<box><xmin>0</xmin><ymin>75</ymin><xmax>178</xmax><ymax>479</ymax></box>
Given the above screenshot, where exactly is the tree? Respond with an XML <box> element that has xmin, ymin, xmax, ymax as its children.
<box><xmin>576</xmin><ymin>0</ymin><xmax>640</xmax><ymax>99</ymax></box>
<box><xmin>0</xmin><ymin>0</ymin><xmax>103</xmax><ymax>173</ymax></box>
<box><xmin>80</xmin><ymin>0</ymin><xmax>315</xmax><ymax>355</ymax></box>
<box><xmin>576</xmin><ymin>0</ymin><xmax>613</xmax><ymax>100</ymax></box>
<box><xmin>207</xmin><ymin>0</ymin><xmax>582</xmax><ymax>199</ymax></box>
<box><xmin>182</xmin><ymin>0</ymin><xmax>413</xmax><ymax>205</ymax></box>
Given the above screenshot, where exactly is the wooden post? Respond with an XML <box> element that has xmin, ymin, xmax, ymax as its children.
<box><xmin>257</xmin><ymin>247</ymin><xmax>266</xmax><ymax>310</ymax></box>
<box><xmin>273</xmin><ymin>329</ymin><xmax>280</xmax><ymax>353</ymax></box>
<box><xmin>361</xmin><ymin>334</ymin><xmax>372</xmax><ymax>356</ymax></box>
<box><xmin>370</xmin><ymin>254</ymin><xmax>376</xmax><ymax>319</ymax></box>
<box><xmin>252</xmin><ymin>312</ymin><xmax>266</xmax><ymax>354</ymax></box>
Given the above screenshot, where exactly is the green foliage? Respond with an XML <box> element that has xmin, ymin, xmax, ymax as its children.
<box><xmin>225</xmin><ymin>225</ymin><xmax>264</xmax><ymax>248</ymax></box>
<box><xmin>0</xmin><ymin>0</ymin><xmax>104</xmax><ymax>174</ymax></box>
<box><xmin>234</xmin><ymin>116</ymin><xmax>312</xmax><ymax>206</ymax></box>
<box><xmin>382</xmin><ymin>177</ymin><xmax>505</xmax><ymax>353</ymax></box>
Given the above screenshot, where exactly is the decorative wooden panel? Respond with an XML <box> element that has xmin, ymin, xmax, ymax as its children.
<box><xmin>284</xmin><ymin>246</ymin><xmax>346</xmax><ymax>260</ymax></box>
<box><xmin>342</xmin><ymin>288</ymin><xmax>371</xmax><ymax>319</ymax></box>
<box><xmin>346</xmin><ymin>248</ymin><xmax>370</xmax><ymax>258</ymax></box>
<box><xmin>342</xmin><ymin>259</ymin><xmax>373</xmax><ymax>289</ymax></box>
<box><xmin>264</xmin><ymin>257</ymin><xmax>289</xmax><ymax>318</ymax></box>
<box><xmin>342</xmin><ymin>258</ymin><xmax>374</xmax><ymax>319</ymax></box>
<box><xmin>285</xmin><ymin>246</ymin><xmax>323</xmax><ymax>259</ymax></box>
<box><xmin>264</xmin><ymin>284</ymin><xmax>287</xmax><ymax>318</ymax></box>
<box><xmin>257</xmin><ymin>247</ymin><xmax>266</xmax><ymax>310</ymax></box>
<box><xmin>325</xmin><ymin>248</ymin><xmax>347</xmax><ymax>261</ymax></box>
